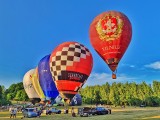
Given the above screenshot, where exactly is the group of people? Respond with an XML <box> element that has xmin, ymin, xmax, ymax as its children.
<box><xmin>9</xmin><ymin>105</ymin><xmax>76</xmax><ymax>118</ymax></box>
<box><xmin>9</xmin><ymin>107</ymin><xmax>17</xmax><ymax>118</ymax></box>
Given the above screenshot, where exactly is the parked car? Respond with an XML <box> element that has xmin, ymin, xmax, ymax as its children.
<box><xmin>50</xmin><ymin>108</ymin><xmax>61</xmax><ymax>114</ymax></box>
<box><xmin>78</xmin><ymin>107</ymin><xmax>96</xmax><ymax>117</ymax></box>
<box><xmin>94</xmin><ymin>107</ymin><xmax>110</xmax><ymax>115</ymax></box>
<box><xmin>22</xmin><ymin>108</ymin><xmax>38</xmax><ymax>118</ymax></box>
<box><xmin>140</xmin><ymin>104</ymin><xmax>146</xmax><ymax>107</ymax></box>
<box><xmin>46</xmin><ymin>109</ymin><xmax>52</xmax><ymax>115</ymax></box>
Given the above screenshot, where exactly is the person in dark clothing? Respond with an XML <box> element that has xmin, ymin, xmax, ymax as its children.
<box><xmin>71</xmin><ymin>107</ymin><xmax>76</xmax><ymax>117</ymax></box>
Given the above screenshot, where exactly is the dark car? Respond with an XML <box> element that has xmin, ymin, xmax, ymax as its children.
<box><xmin>22</xmin><ymin>108</ymin><xmax>38</xmax><ymax>118</ymax></box>
<box><xmin>94</xmin><ymin>107</ymin><xmax>109</xmax><ymax>115</ymax></box>
<box><xmin>46</xmin><ymin>109</ymin><xmax>52</xmax><ymax>115</ymax></box>
<box><xmin>78</xmin><ymin>107</ymin><xmax>96</xmax><ymax>117</ymax></box>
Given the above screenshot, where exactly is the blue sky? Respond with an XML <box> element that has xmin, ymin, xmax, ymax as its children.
<box><xmin>0</xmin><ymin>0</ymin><xmax>160</xmax><ymax>88</ymax></box>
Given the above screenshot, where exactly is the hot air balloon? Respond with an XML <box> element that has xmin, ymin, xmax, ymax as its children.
<box><xmin>50</xmin><ymin>42</ymin><xmax>93</xmax><ymax>104</ymax></box>
<box><xmin>30</xmin><ymin>67</ymin><xmax>46</xmax><ymax>101</ymax></box>
<box><xmin>23</xmin><ymin>69</ymin><xmax>40</xmax><ymax>104</ymax></box>
<box><xmin>90</xmin><ymin>11</ymin><xmax>132</xmax><ymax>79</ymax></box>
<box><xmin>54</xmin><ymin>94</ymin><xmax>82</xmax><ymax>106</ymax></box>
<box><xmin>70</xmin><ymin>94</ymin><xmax>82</xmax><ymax>106</ymax></box>
<box><xmin>38</xmin><ymin>54</ymin><xmax>59</xmax><ymax>101</ymax></box>
<box><xmin>54</xmin><ymin>95</ymin><xmax>64</xmax><ymax>105</ymax></box>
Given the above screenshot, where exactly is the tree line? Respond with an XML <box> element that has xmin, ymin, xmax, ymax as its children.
<box><xmin>1</xmin><ymin>81</ymin><xmax>160</xmax><ymax>107</ymax></box>
<box><xmin>79</xmin><ymin>81</ymin><xmax>160</xmax><ymax>106</ymax></box>
<box><xmin>0</xmin><ymin>82</ymin><xmax>28</xmax><ymax>106</ymax></box>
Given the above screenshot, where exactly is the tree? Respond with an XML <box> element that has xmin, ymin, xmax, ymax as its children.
<box><xmin>0</xmin><ymin>85</ymin><xmax>2</xmax><ymax>99</ymax></box>
<box><xmin>5</xmin><ymin>82</ymin><xmax>28</xmax><ymax>101</ymax></box>
<box><xmin>109</xmin><ymin>82</ymin><xmax>120</xmax><ymax>106</ymax></box>
<box><xmin>6</xmin><ymin>93</ymin><xmax>14</xmax><ymax>100</ymax></box>
<box><xmin>99</xmin><ymin>82</ymin><xmax>110</xmax><ymax>104</ymax></box>
<box><xmin>14</xmin><ymin>90</ymin><xmax>28</xmax><ymax>101</ymax></box>
<box><xmin>80</xmin><ymin>81</ymin><xmax>160</xmax><ymax>106</ymax></box>
<box><xmin>153</xmin><ymin>81</ymin><xmax>160</xmax><ymax>97</ymax></box>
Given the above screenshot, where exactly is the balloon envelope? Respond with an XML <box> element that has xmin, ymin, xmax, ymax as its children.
<box><xmin>70</xmin><ymin>94</ymin><xmax>82</xmax><ymax>106</ymax></box>
<box><xmin>30</xmin><ymin>67</ymin><xmax>45</xmax><ymax>100</ymax></box>
<box><xmin>54</xmin><ymin>94</ymin><xmax>82</xmax><ymax>106</ymax></box>
<box><xmin>23</xmin><ymin>69</ymin><xmax>40</xmax><ymax>99</ymax></box>
<box><xmin>38</xmin><ymin>55</ymin><xmax>59</xmax><ymax>100</ymax></box>
<box><xmin>54</xmin><ymin>95</ymin><xmax>63</xmax><ymax>104</ymax></box>
<box><xmin>90</xmin><ymin>11</ymin><xmax>132</xmax><ymax>78</ymax></box>
<box><xmin>50</xmin><ymin>42</ymin><xmax>93</xmax><ymax>101</ymax></box>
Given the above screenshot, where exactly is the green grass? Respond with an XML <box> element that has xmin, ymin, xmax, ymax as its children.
<box><xmin>1</xmin><ymin>107</ymin><xmax>160</xmax><ymax>120</ymax></box>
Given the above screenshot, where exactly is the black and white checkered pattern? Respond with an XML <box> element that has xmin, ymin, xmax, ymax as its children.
<box><xmin>50</xmin><ymin>43</ymin><xmax>91</xmax><ymax>80</ymax></box>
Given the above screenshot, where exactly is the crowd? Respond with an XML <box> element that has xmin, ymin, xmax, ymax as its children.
<box><xmin>8</xmin><ymin>105</ymin><xmax>77</xmax><ymax>118</ymax></box>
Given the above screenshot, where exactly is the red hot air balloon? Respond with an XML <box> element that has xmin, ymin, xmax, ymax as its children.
<box><xmin>89</xmin><ymin>11</ymin><xmax>132</xmax><ymax>79</ymax></box>
<box><xmin>49</xmin><ymin>42</ymin><xmax>93</xmax><ymax>104</ymax></box>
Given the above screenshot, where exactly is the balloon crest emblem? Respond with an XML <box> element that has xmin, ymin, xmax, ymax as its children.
<box><xmin>96</xmin><ymin>14</ymin><xmax>123</xmax><ymax>41</ymax></box>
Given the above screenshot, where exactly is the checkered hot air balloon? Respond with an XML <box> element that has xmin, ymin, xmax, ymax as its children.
<box><xmin>49</xmin><ymin>42</ymin><xmax>93</xmax><ymax>103</ymax></box>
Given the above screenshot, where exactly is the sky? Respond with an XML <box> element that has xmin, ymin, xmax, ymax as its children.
<box><xmin>0</xmin><ymin>0</ymin><xmax>160</xmax><ymax>88</ymax></box>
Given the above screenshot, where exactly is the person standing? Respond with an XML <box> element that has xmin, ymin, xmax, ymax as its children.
<box><xmin>71</xmin><ymin>107</ymin><xmax>76</xmax><ymax>117</ymax></box>
<box><xmin>13</xmin><ymin>107</ymin><xmax>17</xmax><ymax>118</ymax></box>
<box><xmin>9</xmin><ymin>106</ymin><xmax>14</xmax><ymax>118</ymax></box>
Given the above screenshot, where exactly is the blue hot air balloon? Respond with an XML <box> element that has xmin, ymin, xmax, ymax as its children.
<box><xmin>70</xmin><ymin>94</ymin><xmax>82</xmax><ymax>106</ymax></box>
<box><xmin>38</xmin><ymin>54</ymin><xmax>59</xmax><ymax>100</ymax></box>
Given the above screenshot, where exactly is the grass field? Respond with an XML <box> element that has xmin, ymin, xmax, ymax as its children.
<box><xmin>1</xmin><ymin>106</ymin><xmax>160</xmax><ymax>120</ymax></box>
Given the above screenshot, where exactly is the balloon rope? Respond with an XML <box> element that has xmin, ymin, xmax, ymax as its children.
<box><xmin>112</xmin><ymin>69</ymin><xmax>117</xmax><ymax>74</ymax></box>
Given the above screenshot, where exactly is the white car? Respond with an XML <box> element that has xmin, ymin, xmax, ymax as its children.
<box><xmin>22</xmin><ymin>108</ymin><xmax>38</xmax><ymax>118</ymax></box>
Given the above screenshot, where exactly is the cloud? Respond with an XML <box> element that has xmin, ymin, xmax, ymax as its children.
<box><xmin>83</xmin><ymin>72</ymin><xmax>138</xmax><ymax>87</ymax></box>
<box><xmin>144</xmin><ymin>61</ymin><xmax>160</xmax><ymax>70</ymax></box>
<box><xmin>130</xmin><ymin>65</ymin><xmax>135</xmax><ymax>68</ymax></box>
<box><xmin>121</xmin><ymin>63</ymin><xmax>135</xmax><ymax>68</ymax></box>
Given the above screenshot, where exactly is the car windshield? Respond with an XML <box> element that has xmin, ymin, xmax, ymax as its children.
<box><xmin>83</xmin><ymin>107</ymin><xmax>90</xmax><ymax>110</ymax></box>
<box><xmin>97</xmin><ymin>107</ymin><xmax>105</xmax><ymax>110</ymax></box>
<box><xmin>28</xmin><ymin>109</ymin><xmax>35</xmax><ymax>112</ymax></box>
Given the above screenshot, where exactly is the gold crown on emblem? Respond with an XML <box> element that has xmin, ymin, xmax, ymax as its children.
<box><xmin>96</xmin><ymin>15</ymin><xmax>123</xmax><ymax>41</ymax></box>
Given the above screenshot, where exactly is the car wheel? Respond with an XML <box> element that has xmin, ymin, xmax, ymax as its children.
<box><xmin>87</xmin><ymin>113</ymin><xmax>89</xmax><ymax>117</ymax></box>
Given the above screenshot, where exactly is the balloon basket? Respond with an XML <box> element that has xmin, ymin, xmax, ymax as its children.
<box><xmin>112</xmin><ymin>73</ymin><xmax>117</xmax><ymax>79</ymax></box>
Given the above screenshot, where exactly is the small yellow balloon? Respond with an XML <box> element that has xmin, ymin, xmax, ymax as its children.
<box><xmin>30</xmin><ymin>67</ymin><xmax>45</xmax><ymax>101</ymax></box>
